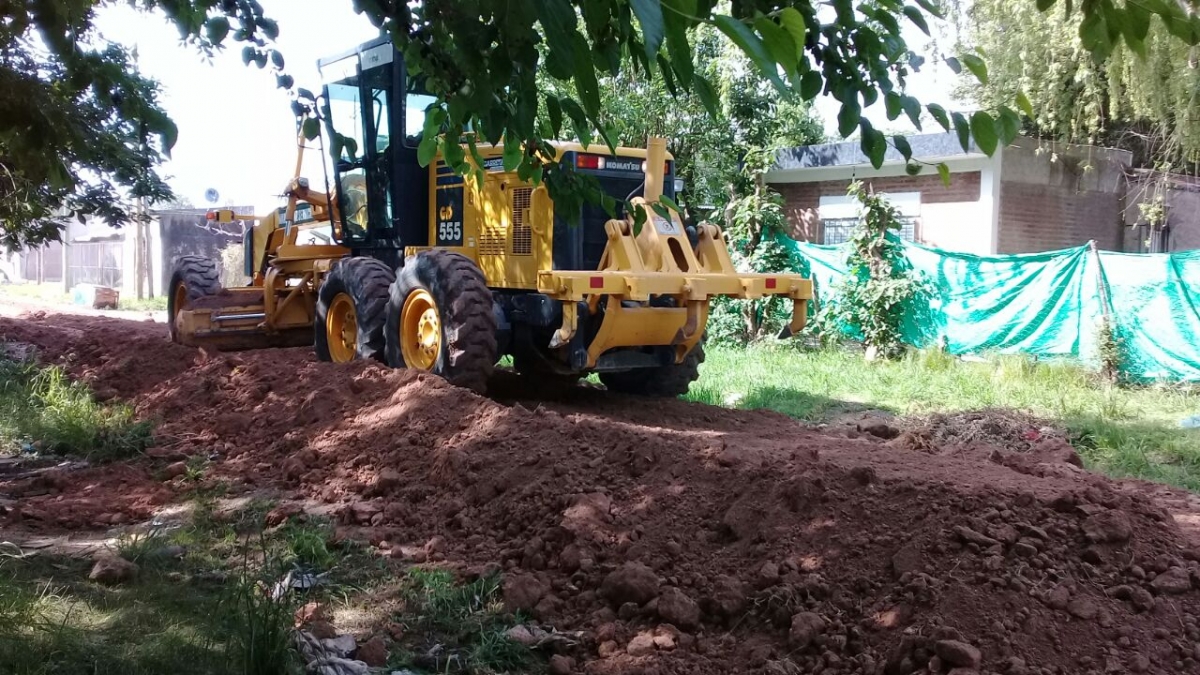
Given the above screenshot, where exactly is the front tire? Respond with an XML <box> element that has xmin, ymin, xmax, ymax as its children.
<box><xmin>386</xmin><ymin>250</ymin><xmax>497</xmax><ymax>393</ymax></box>
<box><xmin>315</xmin><ymin>257</ymin><xmax>395</xmax><ymax>363</ymax></box>
<box><xmin>167</xmin><ymin>256</ymin><xmax>220</xmax><ymax>343</ymax></box>
<box><xmin>599</xmin><ymin>343</ymin><xmax>706</xmax><ymax>398</ymax></box>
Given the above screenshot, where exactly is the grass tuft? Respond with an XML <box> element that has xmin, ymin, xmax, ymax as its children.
<box><xmin>0</xmin><ymin>357</ymin><xmax>152</xmax><ymax>461</ymax></box>
<box><xmin>397</xmin><ymin>568</ymin><xmax>532</xmax><ymax>673</ymax></box>
<box><xmin>280</xmin><ymin>521</ymin><xmax>336</xmax><ymax>571</ymax></box>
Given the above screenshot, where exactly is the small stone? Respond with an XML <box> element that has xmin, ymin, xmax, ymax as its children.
<box><xmin>308</xmin><ymin>620</ymin><xmax>337</xmax><ymax>640</ymax></box>
<box><xmin>598</xmin><ymin>640</ymin><xmax>620</xmax><ymax>658</ymax></box>
<box><xmin>1013</xmin><ymin>542</ymin><xmax>1038</xmax><ymax>558</ymax></box>
<box><xmin>1150</xmin><ymin>567</ymin><xmax>1192</xmax><ymax>595</ymax></box>
<box><xmin>954</xmin><ymin>526</ymin><xmax>1000</xmax><ymax>548</ymax></box>
<box><xmin>355</xmin><ymin>636</ymin><xmax>388</xmax><ymax>667</ymax></box>
<box><xmin>1083</xmin><ymin>510</ymin><xmax>1133</xmax><ymax>544</ymax></box>
<box><xmin>88</xmin><ymin>554</ymin><xmax>138</xmax><ymax>585</ymax></box>
<box><xmin>627</xmin><ymin>633</ymin><xmax>656</xmax><ymax>657</ymax></box>
<box><xmin>503</xmin><ymin>574</ymin><xmax>549</xmax><ymax>613</ymax></box>
<box><xmin>375</xmin><ymin>468</ymin><xmax>401</xmax><ymax>492</ymax></box>
<box><xmin>652</xmin><ymin>632</ymin><xmax>676</xmax><ymax>650</ymax></box>
<box><xmin>788</xmin><ymin>612</ymin><xmax>825</xmax><ymax>648</ymax></box>
<box><xmin>265</xmin><ymin>503</ymin><xmax>302</xmax><ymax>527</ymax></box>
<box><xmin>757</xmin><ymin>561</ymin><xmax>781</xmax><ymax>587</ymax></box>
<box><xmin>1045</xmin><ymin>585</ymin><xmax>1071</xmax><ymax>610</ymax></box>
<box><xmin>1130</xmin><ymin>654</ymin><xmax>1151</xmax><ymax>672</ymax></box>
<box><xmin>935</xmin><ymin>640</ymin><xmax>982</xmax><ymax>669</ymax></box>
<box><xmin>163</xmin><ymin>461</ymin><xmax>188</xmax><ymax>480</ymax></box>
<box><xmin>1067</xmin><ymin>597</ymin><xmax>1098</xmax><ymax>620</ymax></box>
<box><xmin>295</xmin><ymin>601</ymin><xmax>330</xmax><ymax>627</ymax></box>
<box><xmin>600</xmin><ymin>562</ymin><xmax>661</xmax><ymax>606</ymax></box>
<box><xmin>707</xmin><ymin>575</ymin><xmax>747</xmax><ymax>619</ymax></box>
<box><xmin>656</xmin><ymin>586</ymin><xmax>700</xmax><ymax>629</ymax></box>
<box><xmin>548</xmin><ymin>654</ymin><xmax>574</xmax><ymax>675</ymax></box>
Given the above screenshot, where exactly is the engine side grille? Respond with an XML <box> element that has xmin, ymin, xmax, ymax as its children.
<box><xmin>511</xmin><ymin>187</ymin><xmax>533</xmax><ymax>256</ymax></box>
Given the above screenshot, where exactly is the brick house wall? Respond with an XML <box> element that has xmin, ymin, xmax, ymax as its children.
<box><xmin>995</xmin><ymin>139</ymin><xmax>1128</xmax><ymax>254</ymax></box>
<box><xmin>997</xmin><ymin>183</ymin><xmax>1123</xmax><ymax>253</ymax></box>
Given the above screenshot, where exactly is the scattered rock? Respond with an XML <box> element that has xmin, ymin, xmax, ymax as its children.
<box><xmin>1108</xmin><ymin>585</ymin><xmax>1155</xmax><ymax>612</ymax></box>
<box><xmin>374</xmin><ymin>468</ymin><xmax>401</xmax><ymax>493</ymax></box>
<box><xmin>861</xmin><ymin>422</ymin><xmax>899</xmax><ymax>440</ymax></box>
<box><xmin>162</xmin><ymin>461</ymin><xmax>188</xmax><ymax>480</ymax></box>
<box><xmin>88</xmin><ymin>554</ymin><xmax>138</xmax><ymax>585</ymax></box>
<box><xmin>548</xmin><ymin>654</ymin><xmax>574</xmax><ymax>675</ymax></box>
<box><xmin>707</xmin><ymin>575</ymin><xmax>747</xmax><ymax>619</ymax></box>
<box><xmin>1045</xmin><ymin>585</ymin><xmax>1071</xmax><ymax>611</ymax></box>
<box><xmin>788</xmin><ymin>612</ymin><xmax>825</xmax><ymax>649</ymax></box>
<box><xmin>266</xmin><ymin>503</ymin><xmax>303</xmax><ymax>527</ymax></box>
<box><xmin>935</xmin><ymin>640</ymin><xmax>982</xmax><ymax>669</ymax></box>
<box><xmin>627</xmin><ymin>633</ymin><xmax>656</xmax><ymax>657</ymax></box>
<box><xmin>295</xmin><ymin>601</ymin><xmax>331</xmax><ymax>627</ymax></box>
<box><xmin>954</xmin><ymin>526</ymin><xmax>999</xmax><ymax>548</ymax></box>
<box><xmin>1083</xmin><ymin>510</ymin><xmax>1132</xmax><ymax>544</ymax></box>
<box><xmin>600</xmin><ymin>562</ymin><xmax>661</xmax><ymax>606</ymax></box>
<box><xmin>1129</xmin><ymin>654</ymin><xmax>1151</xmax><ymax>672</ymax></box>
<box><xmin>656</xmin><ymin>586</ymin><xmax>700</xmax><ymax>629</ymax></box>
<box><xmin>503</xmin><ymin>574</ymin><xmax>549</xmax><ymax>613</ymax></box>
<box><xmin>1013</xmin><ymin>541</ymin><xmax>1038</xmax><ymax>558</ymax></box>
<box><xmin>308</xmin><ymin>621</ymin><xmax>338</xmax><ymax>640</ymax></box>
<box><xmin>1067</xmin><ymin>597</ymin><xmax>1098</xmax><ymax>620</ymax></box>
<box><xmin>1150</xmin><ymin>567</ymin><xmax>1193</xmax><ymax>595</ymax></box>
<box><xmin>355</xmin><ymin>636</ymin><xmax>388</xmax><ymax>667</ymax></box>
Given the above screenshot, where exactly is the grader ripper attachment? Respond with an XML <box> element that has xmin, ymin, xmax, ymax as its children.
<box><xmin>169</xmin><ymin>37</ymin><xmax>813</xmax><ymax>395</ymax></box>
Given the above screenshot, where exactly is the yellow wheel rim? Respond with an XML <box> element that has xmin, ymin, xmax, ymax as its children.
<box><xmin>400</xmin><ymin>289</ymin><xmax>440</xmax><ymax>371</ymax></box>
<box><xmin>172</xmin><ymin>284</ymin><xmax>188</xmax><ymax>327</ymax></box>
<box><xmin>326</xmin><ymin>292</ymin><xmax>358</xmax><ymax>362</ymax></box>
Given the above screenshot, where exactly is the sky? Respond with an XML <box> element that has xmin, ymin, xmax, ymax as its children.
<box><xmin>93</xmin><ymin>1</ymin><xmax>966</xmax><ymax>213</ymax></box>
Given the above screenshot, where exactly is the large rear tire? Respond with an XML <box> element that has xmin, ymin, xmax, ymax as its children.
<box><xmin>315</xmin><ymin>257</ymin><xmax>395</xmax><ymax>363</ymax></box>
<box><xmin>167</xmin><ymin>256</ymin><xmax>220</xmax><ymax>343</ymax></box>
<box><xmin>599</xmin><ymin>343</ymin><xmax>706</xmax><ymax>398</ymax></box>
<box><xmin>386</xmin><ymin>250</ymin><xmax>497</xmax><ymax>394</ymax></box>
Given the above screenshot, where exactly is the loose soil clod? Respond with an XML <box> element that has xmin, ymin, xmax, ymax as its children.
<box><xmin>3</xmin><ymin>312</ymin><xmax>1200</xmax><ymax>674</ymax></box>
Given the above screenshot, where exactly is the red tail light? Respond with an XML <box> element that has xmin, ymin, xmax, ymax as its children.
<box><xmin>576</xmin><ymin>154</ymin><xmax>602</xmax><ymax>170</ymax></box>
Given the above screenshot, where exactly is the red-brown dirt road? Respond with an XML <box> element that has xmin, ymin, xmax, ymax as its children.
<box><xmin>2</xmin><ymin>308</ymin><xmax>1200</xmax><ymax>674</ymax></box>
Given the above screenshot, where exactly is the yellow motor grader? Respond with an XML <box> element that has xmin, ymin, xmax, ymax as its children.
<box><xmin>168</xmin><ymin>37</ymin><xmax>813</xmax><ymax>395</ymax></box>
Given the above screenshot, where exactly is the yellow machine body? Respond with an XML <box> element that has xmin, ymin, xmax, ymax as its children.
<box><xmin>172</xmin><ymin>135</ymin><xmax>812</xmax><ymax>370</ymax></box>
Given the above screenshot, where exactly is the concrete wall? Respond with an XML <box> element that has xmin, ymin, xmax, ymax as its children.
<box><xmin>1124</xmin><ymin>172</ymin><xmax>1200</xmax><ymax>253</ymax></box>
<box><xmin>996</xmin><ymin>139</ymin><xmax>1130</xmax><ymax>253</ymax></box>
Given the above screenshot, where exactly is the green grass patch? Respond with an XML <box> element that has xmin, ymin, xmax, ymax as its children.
<box><xmin>689</xmin><ymin>345</ymin><xmax>1200</xmax><ymax>491</ymax></box>
<box><xmin>0</xmin><ymin>549</ymin><xmax>300</xmax><ymax>675</ymax></box>
<box><xmin>0</xmin><ymin>357</ymin><xmax>152</xmax><ymax>461</ymax></box>
<box><xmin>118</xmin><ymin>296</ymin><xmax>169</xmax><ymax>312</ymax></box>
<box><xmin>393</xmin><ymin>568</ymin><xmax>532</xmax><ymax>673</ymax></box>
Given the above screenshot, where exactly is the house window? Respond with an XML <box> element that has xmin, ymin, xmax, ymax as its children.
<box><xmin>821</xmin><ymin>216</ymin><xmax>918</xmax><ymax>245</ymax></box>
<box><xmin>818</xmin><ymin>191</ymin><xmax>921</xmax><ymax>245</ymax></box>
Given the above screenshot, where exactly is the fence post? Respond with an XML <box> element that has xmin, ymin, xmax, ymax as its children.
<box><xmin>1088</xmin><ymin>239</ymin><xmax>1114</xmax><ymax>321</ymax></box>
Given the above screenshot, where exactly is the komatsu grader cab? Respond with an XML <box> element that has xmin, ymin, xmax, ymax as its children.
<box><xmin>168</xmin><ymin>37</ymin><xmax>813</xmax><ymax>395</ymax></box>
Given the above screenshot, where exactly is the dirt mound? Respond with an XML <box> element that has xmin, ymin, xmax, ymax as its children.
<box><xmin>4</xmin><ymin>312</ymin><xmax>1200</xmax><ymax>674</ymax></box>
